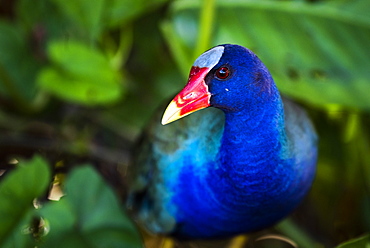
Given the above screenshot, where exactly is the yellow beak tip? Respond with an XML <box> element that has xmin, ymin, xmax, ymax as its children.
<box><xmin>161</xmin><ymin>118</ymin><xmax>169</xmax><ymax>126</ymax></box>
<box><xmin>161</xmin><ymin>100</ymin><xmax>181</xmax><ymax>125</ymax></box>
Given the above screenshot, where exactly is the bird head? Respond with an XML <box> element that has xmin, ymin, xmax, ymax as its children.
<box><xmin>161</xmin><ymin>44</ymin><xmax>276</xmax><ymax>125</ymax></box>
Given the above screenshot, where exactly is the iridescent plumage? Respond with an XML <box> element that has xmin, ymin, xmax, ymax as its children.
<box><xmin>127</xmin><ymin>44</ymin><xmax>317</xmax><ymax>239</ymax></box>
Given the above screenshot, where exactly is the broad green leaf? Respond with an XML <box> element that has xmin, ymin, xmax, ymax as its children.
<box><xmin>16</xmin><ymin>0</ymin><xmax>72</xmax><ymax>39</ymax></box>
<box><xmin>50</xmin><ymin>0</ymin><xmax>105</xmax><ymax>40</ymax></box>
<box><xmin>0</xmin><ymin>21</ymin><xmax>41</xmax><ymax>102</ymax></box>
<box><xmin>166</xmin><ymin>0</ymin><xmax>370</xmax><ymax>110</ymax></box>
<box><xmin>40</xmin><ymin>166</ymin><xmax>142</xmax><ymax>248</ymax></box>
<box><xmin>38</xmin><ymin>41</ymin><xmax>123</xmax><ymax>105</ymax></box>
<box><xmin>106</xmin><ymin>0</ymin><xmax>169</xmax><ymax>28</ymax></box>
<box><xmin>336</xmin><ymin>234</ymin><xmax>370</xmax><ymax>248</ymax></box>
<box><xmin>0</xmin><ymin>156</ymin><xmax>51</xmax><ymax>247</ymax></box>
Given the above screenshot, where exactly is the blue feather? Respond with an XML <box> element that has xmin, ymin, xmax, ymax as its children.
<box><xmin>127</xmin><ymin>44</ymin><xmax>317</xmax><ymax>239</ymax></box>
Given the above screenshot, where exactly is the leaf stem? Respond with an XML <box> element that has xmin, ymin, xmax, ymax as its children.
<box><xmin>276</xmin><ymin>218</ymin><xmax>320</xmax><ymax>248</ymax></box>
<box><xmin>194</xmin><ymin>0</ymin><xmax>216</xmax><ymax>59</ymax></box>
<box><xmin>110</xmin><ymin>25</ymin><xmax>133</xmax><ymax>71</ymax></box>
<box><xmin>160</xmin><ymin>21</ymin><xmax>191</xmax><ymax>78</ymax></box>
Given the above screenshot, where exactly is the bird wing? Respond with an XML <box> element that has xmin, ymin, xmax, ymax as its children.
<box><xmin>128</xmin><ymin>97</ymin><xmax>317</xmax><ymax>234</ymax></box>
<box><xmin>127</xmin><ymin>106</ymin><xmax>224</xmax><ymax>233</ymax></box>
<box><xmin>282</xmin><ymin>97</ymin><xmax>317</xmax><ymax>190</ymax></box>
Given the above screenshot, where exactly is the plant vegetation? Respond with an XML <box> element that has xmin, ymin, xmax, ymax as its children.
<box><xmin>0</xmin><ymin>0</ymin><xmax>369</xmax><ymax>247</ymax></box>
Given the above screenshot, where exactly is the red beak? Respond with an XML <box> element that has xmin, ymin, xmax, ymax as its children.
<box><xmin>161</xmin><ymin>66</ymin><xmax>211</xmax><ymax>125</ymax></box>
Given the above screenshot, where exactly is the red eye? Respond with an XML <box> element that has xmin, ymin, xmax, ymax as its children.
<box><xmin>215</xmin><ymin>67</ymin><xmax>230</xmax><ymax>80</ymax></box>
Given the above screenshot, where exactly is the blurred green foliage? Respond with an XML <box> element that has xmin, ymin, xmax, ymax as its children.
<box><xmin>336</xmin><ymin>234</ymin><xmax>370</xmax><ymax>248</ymax></box>
<box><xmin>40</xmin><ymin>165</ymin><xmax>142</xmax><ymax>248</ymax></box>
<box><xmin>0</xmin><ymin>157</ymin><xmax>142</xmax><ymax>248</ymax></box>
<box><xmin>0</xmin><ymin>156</ymin><xmax>50</xmax><ymax>247</ymax></box>
<box><xmin>38</xmin><ymin>40</ymin><xmax>122</xmax><ymax>105</ymax></box>
<box><xmin>0</xmin><ymin>0</ymin><xmax>369</xmax><ymax>247</ymax></box>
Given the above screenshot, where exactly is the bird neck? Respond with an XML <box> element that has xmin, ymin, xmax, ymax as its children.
<box><xmin>220</xmin><ymin>94</ymin><xmax>287</xmax><ymax>168</ymax></box>
<box><xmin>210</xmin><ymin>94</ymin><xmax>293</xmax><ymax>202</ymax></box>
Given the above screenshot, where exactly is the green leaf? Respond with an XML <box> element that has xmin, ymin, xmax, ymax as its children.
<box><xmin>38</xmin><ymin>40</ymin><xmax>123</xmax><ymax>105</ymax></box>
<box><xmin>276</xmin><ymin>219</ymin><xmax>319</xmax><ymax>248</ymax></box>
<box><xmin>50</xmin><ymin>0</ymin><xmax>105</xmax><ymax>40</ymax></box>
<box><xmin>40</xmin><ymin>166</ymin><xmax>142</xmax><ymax>248</ymax></box>
<box><xmin>336</xmin><ymin>234</ymin><xmax>370</xmax><ymax>248</ymax></box>
<box><xmin>0</xmin><ymin>156</ymin><xmax>51</xmax><ymax>247</ymax></box>
<box><xmin>106</xmin><ymin>0</ymin><xmax>169</xmax><ymax>28</ymax></box>
<box><xmin>167</xmin><ymin>0</ymin><xmax>370</xmax><ymax>110</ymax></box>
<box><xmin>0</xmin><ymin>21</ymin><xmax>41</xmax><ymax>104</ymax></box>
<box><xmin>16</xmin><ymin>0</ymin><xmax>71</xmax><ymax>39</ymax></box>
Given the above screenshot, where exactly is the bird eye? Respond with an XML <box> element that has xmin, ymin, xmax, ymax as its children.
<box><xmin>215</xmin><ymin>66</ymin><xmax>230</xmax><ymax>80</ymax></box>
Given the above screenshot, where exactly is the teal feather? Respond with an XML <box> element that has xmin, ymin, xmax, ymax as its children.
<box><xmin>127</xmin><ymin>44</ymin><xmax>317</xmax><ymax>239</ymax></box>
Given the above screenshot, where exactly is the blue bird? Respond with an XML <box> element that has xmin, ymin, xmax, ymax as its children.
<box><xmin>127</xmin><ymin>44</ymin><xmax>317</xmax><ymax>240</ymax></box>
